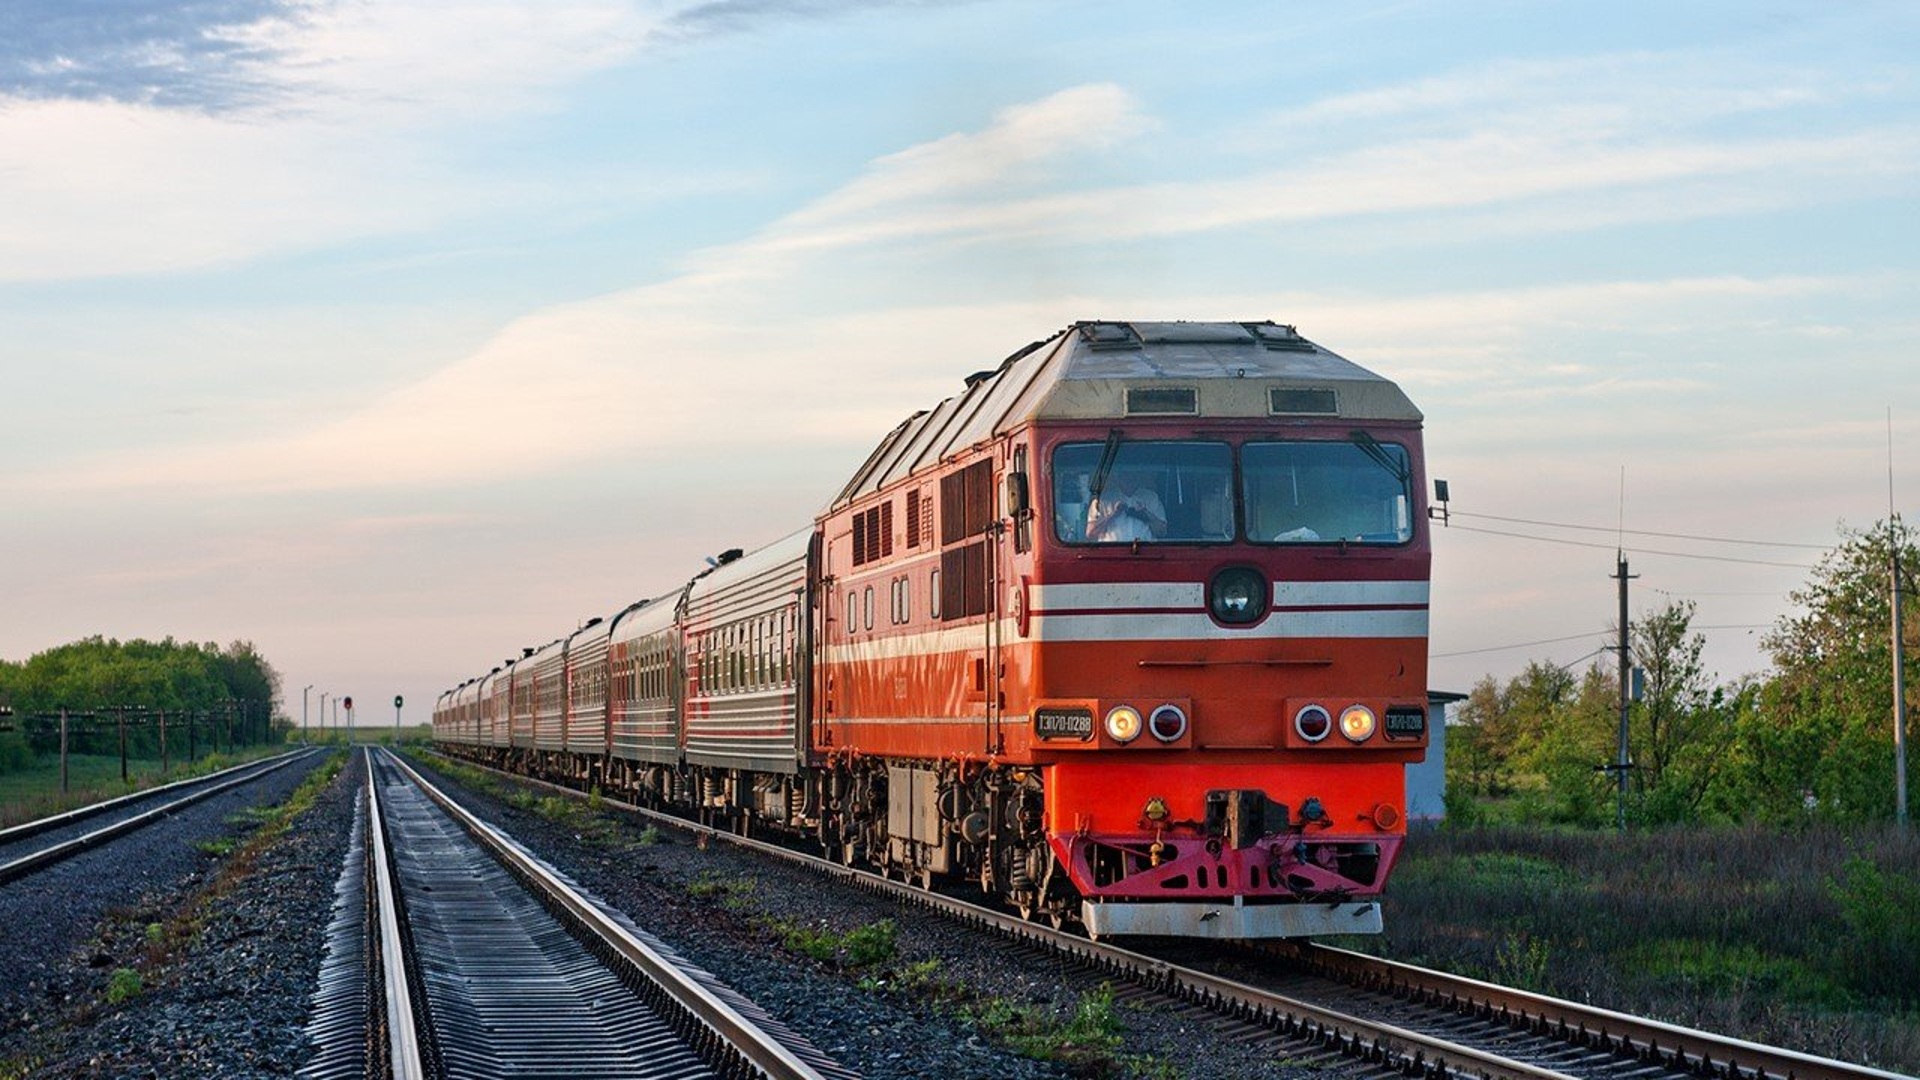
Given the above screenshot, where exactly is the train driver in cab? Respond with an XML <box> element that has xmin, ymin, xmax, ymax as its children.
<box><xmin>1086</xmin><ymin>468</ymin><xmax>1168</xmax><ymax>542</ymax></box>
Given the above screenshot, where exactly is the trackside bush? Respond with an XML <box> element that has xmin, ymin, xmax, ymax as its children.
<box><xmin>1826</xmin><ymin>856</ymin><xmax>1920</xmax><ymax>1004</ymax></box>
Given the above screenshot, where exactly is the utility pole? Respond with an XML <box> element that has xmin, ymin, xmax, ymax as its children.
<box><xmin>1889</xmin><ymin>413</ymin><xmax>1909</xmax><ymax>829</ymax></box>
<box><xmin>1612</xmin><ymin>554</ymin><xmax>1638</xmax><ymax>830</ymax></box>
<box><xmin>1894</xmin><ymin>517</ymin><xmax>1909</xmax><ymax>828</ymax></box>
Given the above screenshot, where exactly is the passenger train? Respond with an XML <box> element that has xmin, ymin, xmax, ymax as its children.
<box><xmin>434</xmin><ymin>320</ymin><xmax>1432</xmax><ymax>938</ymax></box>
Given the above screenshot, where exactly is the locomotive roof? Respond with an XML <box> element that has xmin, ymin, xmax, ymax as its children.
<box><xmin>832</xmin><ymin>320</ymin><xmax>1421</xmax><ymax>509</ymax></box>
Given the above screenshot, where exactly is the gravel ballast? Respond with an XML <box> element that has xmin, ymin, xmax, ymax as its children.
<box><xmin>408</xmin><ymin>753</ymin><xmax>1330</xmax><ymax>1080</ymax></box>
<box><xmin>0</xmin><ymin>749</ymin><xmax>357</xmax><ymax>1078</ymax></box>
<box><xmin>5</xmin><ymin>745</ymin><xmax>1344</xmax><ymax>1078</ymax></box>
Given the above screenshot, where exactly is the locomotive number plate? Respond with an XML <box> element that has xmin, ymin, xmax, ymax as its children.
<box><xmin>1033</xmin><ymin>706</ymin><xmax>1094</xmax><ymax>741</ymax></box>
<box><xmin>1385</xmin><ymin>710</ymin><xmax>1426</xmax><ymax>735</ymax></box>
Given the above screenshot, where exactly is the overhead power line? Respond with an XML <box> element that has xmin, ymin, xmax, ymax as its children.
<box><xmin>1451</xmin><ymin>510</ymin><xmax>1828</xmax><ymax>550</ymax></box>
<box><xmin>1451</xmin><ymin>524</ymin><xmax>1814</xmax><ymax>570</ymax></box>
<box><xmin>1432</xmin><ymin>631</ymin><xmax>1611</xmax><ymax>658</ymax></box>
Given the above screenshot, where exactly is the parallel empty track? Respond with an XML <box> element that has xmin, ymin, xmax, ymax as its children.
<box><xmin>303</xmin><ymin>748</ymin><xmax>850</xmax><ymax>1079</ymax></box>
<box><xmin>0</xmin><ymin>748</ymin><xmax>319</xmax><ymax>885</ymax></box>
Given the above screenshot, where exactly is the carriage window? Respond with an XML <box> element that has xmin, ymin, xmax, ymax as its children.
<box><xmin>1053</xmin><ymin>440</ymin><xmax>1233</xmax><ymax>544</ymax></box>
<box><xmin>1243</xmin><ymin>439</ymin><xmax>1412</xmax><ymax>544</ymax></box>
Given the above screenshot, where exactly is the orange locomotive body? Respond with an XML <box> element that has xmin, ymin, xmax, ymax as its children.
<box><xmin>435</xmin><ymin>320</ymin><xmax>1431</xmax><ymax>939</ymax></box>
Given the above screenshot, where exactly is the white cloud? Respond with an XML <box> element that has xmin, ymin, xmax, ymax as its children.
<box><xmin>232</xmin><ymin>1</ymin><xmax>654</xmax><ymax>121</ymax></box>
<box><xmin>21</xmin><ymin>54</ymin><xmax>1915</xmax><ymax>503</ymax></box>
<box><xmin>0</xmin><ymin>1</ymin><xmax>664</xmax><ymax>282</ymax></box>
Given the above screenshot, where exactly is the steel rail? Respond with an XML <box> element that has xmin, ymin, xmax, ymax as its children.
<box><xmin>1272</xmin><ymin>942</ymin><xmax>1913</xmax><ymax>1080</ymax></box>
<box><xmin>436</xmin><ymin>752</ymin><xmax>1909</xmax><ymax>1080</ymax></box>
<box><xmin>0</xmin><ymin>747</ymin><xmax>311</xmax><ymax>846</ymax></box>
<box><xmin>429</xmin><ymin>753</ymin><xmax>1579</xmax><ymax>1080</ymax></box>
<box><xmin>380</xmin><ymin>749</ymin><xmax>832</xmax><ymax>1080</ymax></box>
<box><xmin>364</xmin><ymin>752</ymin><xmax>427</xmax><ymax>1080</ymax></box>
<box><xmin>0</xmin><ymin>747</ymin><xmax>322</xmax><ymax>886</ymax></box>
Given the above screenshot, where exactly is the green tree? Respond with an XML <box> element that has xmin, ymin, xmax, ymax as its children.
<box><xmin>0</xmin><ymin>636</ymin><xmax>285</xmax><ymax>762</ymax></box>
<box><xmin>1450</xmin><ymin>675</ymin><xmax>1513</xmax><ymax>797</ymax></box>
<box><xmin>1531</xmin><ymin>664</ymin><xmax>1618</xmax><ymax>825</ymax></box>
<box><xmin>1741</xmin><ymin>520</ymin><xmax>1919</xmax><ymax>823</ymax></box>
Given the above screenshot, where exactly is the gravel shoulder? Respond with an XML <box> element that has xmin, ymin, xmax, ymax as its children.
<box><xmin>0</xmin><ymin>749</ymin><xmax>357</xmax><ymax>1079</ymax></box>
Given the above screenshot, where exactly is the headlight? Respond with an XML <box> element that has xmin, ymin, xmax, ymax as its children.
<box><xmin>1339</xmin><ymin>704</ymin><xmax>1377</xmax><ymax>742</ymax></box>
<box><xmin>1294</xmin><ymin>704</ymin><xmax>1331</xmax><ymax>742</ymax></box>
<box><xmin>1208</xmin><ymin>566</ymin><xmax>1269</xmax><ymax>625</ymax></box>
<box><xmin>1105</xmin><ymin>705</ymin><xmax>1143</xmax><ymax>743</ymax></box>
<box><xmin>1148</xmin><ymin>704</ymin><xmax>1188</xmax><ymax>742</ymax></box>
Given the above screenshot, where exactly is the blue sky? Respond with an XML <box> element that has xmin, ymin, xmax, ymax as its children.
<box><xmin>2</xmin><ymin>1</ymin><xmax>1915</xmax><ymax>721</ymax></box>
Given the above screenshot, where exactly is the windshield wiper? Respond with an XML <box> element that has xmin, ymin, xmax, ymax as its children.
<box><xmin>1347</xmin><ymin>430</ymin><xmax>1409</xmax><ymax>484</ymax></box>
<box><xmin>1088</xmin><ymin>428</ymin><xmax>1124</xmax><ymax>507</ymax></box>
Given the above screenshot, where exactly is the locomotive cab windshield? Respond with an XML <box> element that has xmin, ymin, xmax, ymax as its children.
<box><xmin>1052</xmin><ymin>437</ymin><xmax>1414</xmax><ymax>546</ymax></box>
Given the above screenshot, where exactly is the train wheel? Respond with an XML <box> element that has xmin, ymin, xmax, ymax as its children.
<box><xmin>914</xmin><ymin>866</ymin><xmax>933</xmax><ymax>890</ymax></box>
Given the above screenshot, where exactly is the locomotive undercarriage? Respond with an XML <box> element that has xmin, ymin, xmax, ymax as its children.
<box><xmin>438</xmin><ymin>743</ymin><xmax>1389</xmax><ymax>936</ymax></box>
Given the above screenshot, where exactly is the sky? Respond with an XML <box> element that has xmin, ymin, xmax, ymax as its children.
<box><xmin>2</xmin><ymin>0</ymin><xmax>1916</xmax><ymax>726</ymax></box>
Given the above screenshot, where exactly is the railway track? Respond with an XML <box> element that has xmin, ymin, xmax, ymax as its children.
<box><xmin>0</xmin><ymin>747</ymin><xmax>321</xmax><ymax>885</ymax></box>
<box><xmin>303</xmin><ymin>748</ymin><xmax>850</xmax><ymax>1079</ymax></box>
<box><xmin>435</xmin><ymin>752</ymin><xmax>1906</xmax><ymax>1080</ymax></box>
<box><xmin>1232</xmin><ymin>942</ymin><xmax>1912</xmax><ymax>1080</ymax></box>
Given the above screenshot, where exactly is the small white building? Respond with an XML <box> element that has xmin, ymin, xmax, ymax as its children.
<box><xmin>1405</xmin><ymin>692</ymin><xmax>1463</xmax><ymax>826</ymax></box>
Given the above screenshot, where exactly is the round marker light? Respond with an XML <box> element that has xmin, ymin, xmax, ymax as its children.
<box><xmin>1339</xmin><ymin>704</ymin><xmax>1377</xmax><ymax>742</ymax></box>
<box><xmin>1294</xmin><ymin>704</ymin><xmax>1332</xmax><ymax>743</ymax></box>
<box><xmin>1148</xmin><ymin>704</ymin><xmax>1188</xmax><ymax>743</ymax></box>
<box><xmin>1105</xmin><ymin>705</ymin><xmax>1143</xmax><ymax>743</ymax></box>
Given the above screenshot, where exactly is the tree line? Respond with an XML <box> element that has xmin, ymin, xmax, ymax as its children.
<box><xmin>0</xmin><ymin>637</ymin><xmax>286</xmax><ymax>774</ymax></box>
<box><xmin>1448</xmin><ymin>519</ymin><xmax>1918</xmax><ymax>826</ymax></box>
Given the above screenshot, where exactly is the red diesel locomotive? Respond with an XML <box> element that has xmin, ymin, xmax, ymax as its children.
<box><xmin>434</xmin><ymin>320</ymin><xmax>1432</xmax><ymax>938</ymax></box>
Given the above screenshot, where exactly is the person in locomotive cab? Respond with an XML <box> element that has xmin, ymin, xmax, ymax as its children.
<box><xmin>1086</xmin><ymin>468</ymin><xmax>1168</xmax><ymax>542</ymax></box>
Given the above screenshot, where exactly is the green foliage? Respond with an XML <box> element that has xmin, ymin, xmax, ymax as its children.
<box><xmin>964</xmin><ymin>982</ymin><xmax>1125</xmax><ymax>1070</ymax></box>
<box><xmin>1622</xmin><ymin>938</ymin><xmax>1836</xmax><ymax>1002</ymax></box>
<box><xmin>686</xmin><ymin>873</ymin><xmax>755</xmax><ymax>909</ymax></box>
<box><xmin>0</xmin><ymin>730</ymin><xmax>31</xmax><ymax>775</ymax></box>
<box><xmin>195</xmin><ymin>837</ymin><xmax>237</xmax><ymax>857</ymax></box>
<box><xmin>1826</xmin><ymin>856</ymin><xmax>1920</xmax><ymax>1004</ymax></box>
<box><xmin>105</xmin><ymin>968</ymin><xmax>142</xmax><ymax>1005</ymax></box>
<box><xmin>0</xmin><ymin>636</ymin><xmax>285</xmax><ymax>771</ymax></box>
<box><xmin>1376</xmin><ymin>823</ymin><xmax>1920</xmax><ymax>1070</ymax></box>
<box><xmin>1741</xmin><ymin>521</ymin><xmax>1919</xmax><ymax>824</ymax></box>
<box><xmin>1445</xmin><ymin>524</ymin><xmax>1918</xmax><ymax>829</ymax></box>
<box><xmin>779</xmin><ymin>918</ymin><xmax>897</xmax><ymax>968</ymax></box>
<box><xmin>1494</xmin><ymin>932</ymin><xmax>1551</xmax><ymax>988</ymax></box>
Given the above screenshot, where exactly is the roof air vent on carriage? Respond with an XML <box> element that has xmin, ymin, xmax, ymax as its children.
<box><xmin>1078</xmin><ymin>322</ymin><xmax>1143</xmax><ymax>350</ymax></box>
<box><xmin>1248</xmin><ymin>322</ymin><xmax>1317</xmax><ymax>351</ymax></box>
